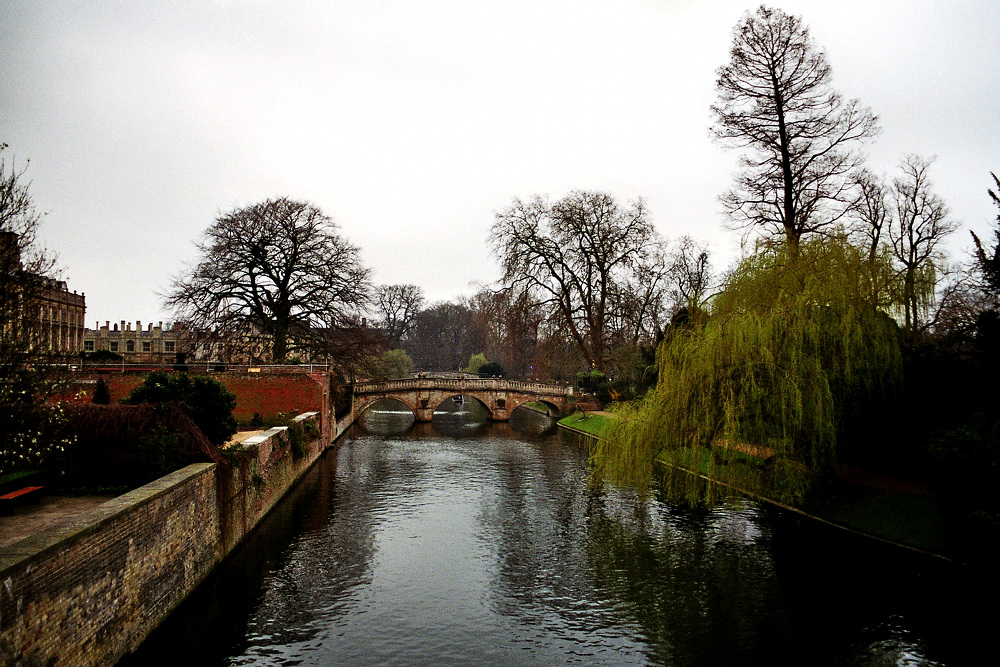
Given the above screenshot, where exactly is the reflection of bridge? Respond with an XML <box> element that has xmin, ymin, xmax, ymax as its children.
<box><xmin>352</xmin><ymin>378</ymin><xmax>575</xmax><ymax>422</ymax></box>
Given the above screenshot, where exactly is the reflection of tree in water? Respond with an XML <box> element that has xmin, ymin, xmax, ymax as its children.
<box><xmin>585</xmin><ymin>494</ymin><xmax>970</xmax><ymax>666</ymax></box>
<box><xmin>481</xmin><ymin>428</ymin><xmax>650</xmax><ymax>657</ymax></box>
<box><xmin>584</xmin><ymin>496</ymin><xmax>788</xmax><ymax>665</ymax></box>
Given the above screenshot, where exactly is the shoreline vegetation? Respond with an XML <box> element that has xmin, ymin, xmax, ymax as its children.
<box><xmin>558</xmin><ymin>411</ymin><xmax>958</xmax><ymax>564</ymax></box>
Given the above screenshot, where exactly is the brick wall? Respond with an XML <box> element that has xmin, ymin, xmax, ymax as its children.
<box><xmin>213</xmin><ymin>373</ymin><xmax>326</xmax><ymax>421</ymax></box>
<box><xmin>0</xmin><ymin>411</ymin><xmax>350</xmax><ymax>666</ymax></box>
<box><xmin>68</xmin><ymin>371</ymin><xmax>329</xmax><ymax>422</ymax></box>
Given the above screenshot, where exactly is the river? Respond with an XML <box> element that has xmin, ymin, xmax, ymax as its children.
<box><xmin>122</xmin><ymin>401</ymin><xmax>994</xmax><ymax>666</ymax></box>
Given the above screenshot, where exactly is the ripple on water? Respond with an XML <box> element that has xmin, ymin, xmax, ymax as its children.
<box><xmin>123</xmin><ymin>418</ymin><xmax>990</xmax><ymax>667</ymax></box>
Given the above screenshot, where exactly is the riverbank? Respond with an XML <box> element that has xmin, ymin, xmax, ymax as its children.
<box><xmin>557</xmin><ymin>411</ymin><xmax>959</xmax><ymax>564</ymax></box>
<box><xmin>558</xmin><ymin>410</ymin><xmax>613</xmax><ymax>438</ymax></box>
<box><xmin>0</xmin><ymin>410</ymin><xmax>355</xmax><ymax>665</ymax></box>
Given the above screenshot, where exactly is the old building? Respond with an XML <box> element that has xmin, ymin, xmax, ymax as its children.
<box><xmin>36</xmin><ymin>277</ymin><xmax>86</xmax><ymax>355</ymax></box>
<box><xmin>83</xmin><ymin>320</ymin><xmax>189</xmax><ymax>364</ymax></box>
<box><xmin>1</xmin><ymin>230</ymin><xmax>86</xmax><ymax>357</ymax></box>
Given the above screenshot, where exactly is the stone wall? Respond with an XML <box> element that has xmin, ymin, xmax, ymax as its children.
<box><xmin>0</xmin><ymin>464</ymin><xmax>220</xmax><ymax>666</ymax></box>
<box><xmin>0</xmin><ymin>410</ymin><xmax>352</xmax><ymax>666</ymax></box>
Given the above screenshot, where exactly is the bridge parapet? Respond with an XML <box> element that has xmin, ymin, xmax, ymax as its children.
<box><xmin>354</xmin><ymin>378</ymin><xmax>574</xmax><ymax>397</ymax></box>
<box><xmin>352</xmin><ymin>378</ymin><xmax>574</xmax><ymax>422</ymax></box>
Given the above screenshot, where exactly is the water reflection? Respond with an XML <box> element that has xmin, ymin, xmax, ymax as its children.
<box><xmin>431</xmin><ymin>395</ymin><xmax>492</xmax><ymax>438</ymax></box>
<box><xmin>358</xmin><ymin>397</ymin><xmax>414</xmax><ymax>435</ymax></box>
<box><xmin>123</xmin><ymin>412</ymin><xmax>993</xmax><ymax>667</ymax></box>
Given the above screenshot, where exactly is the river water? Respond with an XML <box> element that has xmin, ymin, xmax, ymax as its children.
<box><xmin>124</xmin><ymin>402</ymin><xmax>993</xmax><ymax>666</ymax></box>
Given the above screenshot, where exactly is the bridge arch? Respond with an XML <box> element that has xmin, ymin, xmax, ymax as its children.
<box><xmin>507</xmin><ymin>397</ymin><xmax>561</xmax><ymax>416</ymax></box>
<box><xmin>429</xmin><ymin>393</ymin><xmax>492</xmax><ymax>416</ymax></box>
<box><xmin>355</xmin><ymin>396</ymin><xmax>414</xmax><ymax>418</ymax></box>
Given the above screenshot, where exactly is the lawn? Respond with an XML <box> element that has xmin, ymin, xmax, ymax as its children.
<box><xmin>558</xmin><ymin>412</ymin><xmax>613</xmax><ymax>438</ymax></box>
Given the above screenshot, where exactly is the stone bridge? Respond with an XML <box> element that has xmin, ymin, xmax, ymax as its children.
<box><xmin>352</xmin><ymin>378</ymin><xmax>575</xmax><ymax>422</ymax></box>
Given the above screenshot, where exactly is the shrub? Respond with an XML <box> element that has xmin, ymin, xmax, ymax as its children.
<box><xmin>123</xmin><ymin>371</ymin><xmax>237</xmax><ymax>447</ymax></box>
<box><xmin>478</xmin><ymin>361</ymin><xmax>506</xmax><ymax>378</ymax></box>
<box><xmin>92</xmin><ymin>377</ymin><xmax>111</xmax><ymax>405</ymax></box>
<box><xmin>58</xmin><ymin>403</ymin><xmax>221</xmax><ymax>490</ymax></box>
<box><xmin>287</xmin><ymin>421</ymin><xmax>308</xmax><ymax>459</ymax></box>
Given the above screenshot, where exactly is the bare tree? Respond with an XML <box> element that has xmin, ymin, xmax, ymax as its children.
<box><xmin>373</xmin><ymin>284</ymin><xmax>425</xmax><ymax>348</ymax></box>
<box><xmin>166</xmin><ymin>197</ymin><xmax>372</xmax><ymax>363</ymax></box>
<box><xmin>0</xmin><ymin>146</ymin><xmax>73</xmax><ymax>475</ymax></box>
<box><xmin>1</xmin><ymin>146</ymin><xmax>56</xmax><ymax>370</ymax></box>
<box><xmin>612</xmin><ymin>240</ymin><xmax>671</xmax><ymax>347</ymax></box>
<box><xmin>711</xmin><ymin>5</ymin><xmax>878</xmax><ymax>252</ymax></box>
<box><xmin>886</xmin><ymin>156</ymin><xmax>958</xmax><ymax>334</ymax></box>
<box><xmin>849</xmin><ymin>168</ymin><xmax>891</xmax><ymax>262</ymax></box>
<box><xmin>490</xmin><ymin>191</ymin><xmax>662</xmax><ymax>374</ymax></box>
<box><xmin>467</xmin><ymin>285</ymin><xmax>543</xmax><ymax>379</ymax></box>
<box><xmin>403</xmin><ymin>300</ymin><xmax>482</xmax><ymax>372</ymax></box>
<box><xmin>666</xmin><ymin>235</ymin><xmax>715</xmax><ymax>314</ymax></box>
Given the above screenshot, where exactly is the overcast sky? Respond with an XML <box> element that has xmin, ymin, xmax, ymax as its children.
<box><xmin>2</xmin><ymin>0</ymin><xmax>998</xmax><ymax>326</ymax></box>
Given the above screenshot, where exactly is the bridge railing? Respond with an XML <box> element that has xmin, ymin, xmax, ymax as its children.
<box><xmin>353</xmin><ymin>378</ymin><xmax>574</xmax><ymax>397</ymax></box>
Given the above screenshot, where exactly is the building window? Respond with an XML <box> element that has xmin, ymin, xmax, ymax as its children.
<box><xmin>142</xmin><ymin>341</ymin><xmax>151</xmax><ymax>352</ymax></box>
<box><xmin>126</xmin><ymin>340</ymin><xmax>135</xmax><ymax>352</ymax></box>
<box><xmin>84</xmin><ymin>340</ymin><xmax>94</xmax><ymax>352</ymax></box>
<box><xmin>110</xmin><ymin>342</ymin><xmax>118</xmax><ymax>352</ymax></box>
<box><xmin>164</xmin><ymin>341</ymin><xmax>175</xmax><ymax>353</ymax></box>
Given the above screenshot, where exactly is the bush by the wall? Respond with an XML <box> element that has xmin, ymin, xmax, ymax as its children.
<box><xmin>57</xmin><ymin>403</ymin><xmax>222</xmax><ymax>490</ymax></box>
<box><xmin>123</xmin><ymin>371</ymin><xmax>237</xmax><ymax>447</ymax></box>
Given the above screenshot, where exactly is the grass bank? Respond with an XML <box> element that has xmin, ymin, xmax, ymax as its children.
<box><xmin>558</xmin><ymin>411</ymin><xmax>613</xmax><ymax>438</ymax></box>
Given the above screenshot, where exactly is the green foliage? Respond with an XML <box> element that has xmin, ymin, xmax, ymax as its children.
<box><xmin>0</xmin><ymin>403</ymin><xmax>75</xmax><ymax>477</ymax></box>
<box><xmin>463</xmin><ymin>352</ymin><xmax>488</xmax><ymax>374</ymax></box>
<box><xmin>123</xmin><ymin>371</ymin><xmax>237</xmax><ymax>447</ymax></box>
<box><xmin>135</xmin><ymin>423</ymin><xmax>185</xmax><ymax>483</ymax></box>
<box><xmin>926</xmin><ymin>413</ymin><xmax>1000</xmax><ymax>557</ymax></box>
<box><xmin>577</xmin><ymin>370</ymin><xmax>607</xmax><ymax>394</ymax></box>
<box><xmin>81</xmin><ymin>349</ymin><xmax>123</xmax><ymax>362</ymax></box>
<box><xmin>303</xmin><ymin>418</ymin><xmax>320</xmax><ymax>440</ymax></box>
<box><xmin>478</xmin><ymin>360</ymin><xmax>505</xmax><ymax>377</ymax></box>
<box><xmin>596</xmin><ymin>237</ymin><xmax>902</xmax><ymax>504</ymax></box>
<box><xmin>287</xmin><ymin>421</ymin><xmax>308</xmax><ymax>459</ymax></box>
<box><xmin>382</xmin><ymin>349</ymin><xmax>413</xmax><ymax>378</ymax></box>
<box><xmin>56</xmin><ymin>403</ymin><xmax>220</xmax><ymax>491</ymax></box>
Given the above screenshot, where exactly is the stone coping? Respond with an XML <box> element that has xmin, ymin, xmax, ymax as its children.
<box><xmin>0</xmin><ymin>463</ymin><xmax>217</xmax><ymax>577</ymax></box>
<box><xmin>229</xmin><ymin>412</ymin><xmax>319</xmax><ymax>447</ymax></box>
<box><xmin>0</xmin><ymin>411</ymin><xmax>322</xmax><ymax>576</ymax></box>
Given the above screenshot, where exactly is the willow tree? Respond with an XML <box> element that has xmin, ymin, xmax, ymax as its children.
<box><xmin>595</xmin><ymin>236</ymin><xmax>901</xmax><ymax>504</ymax></box>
